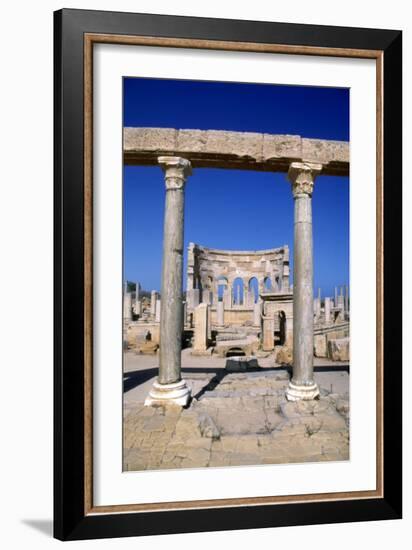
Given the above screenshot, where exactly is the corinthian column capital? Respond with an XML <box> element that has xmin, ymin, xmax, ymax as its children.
<box><xmin>288</xmin><ymin>162</ymin><xmax>322</xmax><ymax>198</ymax></box>
<box><xmin>158</xmin><ymin>156</ymin><xmax>192</xmax><ymax>190</ymax></box>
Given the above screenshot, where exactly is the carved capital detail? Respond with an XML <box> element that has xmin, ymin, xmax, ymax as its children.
<box><xmin>288</xmin><ymin>162</ymin><xmax>322</xmax><ymax>198</ymax></box>
<box><xmin>158</xmin><ymin>156</ymin><xmax>192</xmax><ymax>190</ymax></box>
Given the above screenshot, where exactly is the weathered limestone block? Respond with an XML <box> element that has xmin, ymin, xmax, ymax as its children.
<box><xmin>314</xmin><ymin>297</ymin><xmax>321</xmax><ymax>319</ymax></box>
<box><xmin>133</xmin><ymin>299</ymin><xmax>142</xmax><ymax>317</ymax></box>
<box><xmin>262</xmin><ymin>317</ymin><xmax>275</xmax><ymax>351</ymax></box>
<box><xmin>150</xmin><ymin>290</ymin><xmax>157</xmax><ymax>317</ymax></box>
<box><xmin>262</xmin><ymin>134</ymin><xmax>301</xmax><ymax>160</ymax></box>
<box><xmin>197</xmin><ymin>412</ymin><xmax>220</xmax><ymax>439</ymax></box>
<box><xmin>314</xmin><ymin>334</ymin><xmax>327</xmax><ymax>358</ymax></box>
<box><xmin>206</xmin><ymin>130</ymin><xmax>262</xmax><ymax>158</ymax></box>
<box><xmin>280</xmin><ymin>399</ymin><xmax>334</xmax><ymax>419</ymax></box>
<box><xmin>124</xmin><ymin>127</ymin><xmax>177</xmax><ymax>152</ymax></box>
<box><xmin>276</xmin><ymin>346</ymin><xmax>293</xmax><ymax>365</ymax></box>
<box><xmin>279</xmin><ymin>400</ymin><xmax>347</xmax><ymax>433</ymax></box>
<box><xmin>324</xmin><ymin>297</ymin><xmax>331</xmax><ymax>324</ymax></box>
<box><xmin>193</xmin><ymin>303</ymin><xmax>209</xmax><ymax>352</ymax></box>
<box><xmin>253</xmin><ymin>301</ymin><xmax>262</xmax><ymax>327</ymax></box>
<box><xmin>127</xmin><ymin>323</ymin><xmax>160</xmax><ymax>348</ymax></box>
<box><xmin>136</xmin><ymin>340</ymin><xmax>159</xmax><ymax>355</ymax></box>
<box><xmin>124</xmin><ymin>128</ymin><xmax>349</xmax><ymax>175</ymax></box>
<box><xmin>176</xmin><ymin>129</ymin><xmax>207</xmax><ymax>152</ymax></box>
<box><xmin>328</xmin><ymin>337</ymin><xmax>350</xmax><ymax>362</ymax></box>
<box><xmin>217</xmin><ymin>300</ymin><xmax>225</xmax><ymax>326</ymax></box>
<box><xmin>225</xmin><ymin>357</ymin><xmax>259</xmax><ymax>372</ymax></box>
<box><xmin>187</xmin><ymin>288</ymin><xmax>200</xmax><ymax>310</ymax></box>
<box><xmin>302</xmin><ymin>138</ymin><xmax>349</xmax><ymax>164</ymax></box>
<box><xmin>155</xmin><ymin>298</ymin><xmax>161</xmax><ymax>323</ymax></box>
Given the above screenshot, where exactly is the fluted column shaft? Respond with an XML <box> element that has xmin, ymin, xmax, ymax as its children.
<box><xmin>158</xmin><ymin>157</ymin><xmax>191</xmax><ymax>384</ymax></box>
<box><xmin>286</xmin><ymin>162</ymin><xmax>322</xmax><ymax>401</ymax></box>
<box><xmin>145</xmin><ymin>156</ymin><xmax>192</xmax><ymax>407</ymax></box>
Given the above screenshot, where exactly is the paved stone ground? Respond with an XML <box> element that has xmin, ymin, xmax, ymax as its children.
<box><xmin>123</xmin><ymin>350</ymin><xmax>349</xmax><ymax>471</ymax></box>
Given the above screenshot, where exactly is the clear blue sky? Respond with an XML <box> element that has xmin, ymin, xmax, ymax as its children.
<box><xmin>123</xmin><ymin>78</ymin><xmax>349</xmax><ymax>297</ymax></box>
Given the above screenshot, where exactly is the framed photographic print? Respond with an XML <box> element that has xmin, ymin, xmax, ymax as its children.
<box><xmin>54</xmin><ymin>8</ymin><xmax>402</xmax><ymax>541</ymax></box>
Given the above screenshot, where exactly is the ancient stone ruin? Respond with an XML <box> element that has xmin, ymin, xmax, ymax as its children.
<box><xmin>123</xmin><ymin>128</ymin><xmax>350</xmax><ymax>407</ymax></box>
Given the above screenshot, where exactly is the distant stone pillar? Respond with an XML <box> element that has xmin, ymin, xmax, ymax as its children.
<box><xmin>253</xmin><ymin>300</ymin><xmax>262</xmax><ymax>327</ymax></box>
<box><xmin>202</xmin><ymin>290</ymin><xmax>213</xmax><ymax>305</ymax></box>
<box><xmin>145</xmin><ymin>157</ymin><xmax>192</xmax><ymax>407</ymax></box>
<box><xmin>217</xmin><ymin>300</ymin><xmax>225</xmax><ymax>326</ymax></box>
<box><xmin>134</xmin><ymin>299</ymin><xmax>142</xmax><ymax>317</ymax></box>
<box><xmin>193</xmin><ymin>303</ymin><xmax>209</xmax><ymax>352</ymax></box>
<box><xmin>344</xmin><ymin>285</ymin><xmax>349</xmax><ymax>314</ymax></box>
<box><xmin>286</xmin><ymin>162</ymin><xmax>322</xmax><ymax>401</ymax></box>
<box><xmin>225</xmin><ymin>283</ymin><xmax>232</xmax><ymax>309</ymax></box>
<box><xmin>150</xmin><ymin>290</ymin><xmax>157</xmax><ymax>318</ymax></box>
<box><xmin>324</xmin><ymin>297</ymin><xmax>331</xmax><ymax>324</ymax></box>
<box><xmin>282</xmin><ymin>246</ymin><xmax>290</xmax><ymax>292</ymax></box>
<box><xmin>285</xmin><ymin>312</ymin><xmax>294</xmax><ymax>347</ymax></box>
<box><xmin>155</xmin><ymin>298</ymin><xmax>161</xmax><ymax>323</ymax></box>
<box><xmin>314</xmin><ymin>297</ymin><xmax>321</xmax><ymax>320</ymax></box>
<box><xmin>123</xmin><ymin>286</ymin><xmax>133</xmax><ymax>323</ymax></box>
<box><xmin>334</xmin><ymin>287</ymin><xmax>338</xmax><ymax>306</ymax></box>
<box><xmin>187</xmin><ymin>288</ymin><xmax>200</xmax><ymax>310</ymax></box>
<box><xmin>262</xmin><ymin>316</ymin><xmax>275</xmax><ymax>351</ymax></box>
<box><xmin>244</xmin><ymin>284</ymin><xmax>249</xmax><ymax>307</ymax></box>
<box><xmin>182</xmin><ymin>301</ymin><xmax>187</xmax><ymax>329</ymax></box>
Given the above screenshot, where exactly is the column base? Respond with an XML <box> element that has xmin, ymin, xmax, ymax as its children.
<box><xmin>144</xmin><ymin>379</ymin><xmax>191</xmax><ymax>407</ymax></box>
<box><xmin>285</xmin><ymin>380</ymin><xmax>320</xmax><ymax>401</ymax></box>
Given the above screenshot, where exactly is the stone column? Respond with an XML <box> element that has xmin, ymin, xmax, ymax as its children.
<box><xmin>286</xmin><ymin>162</ymin><xmax>322</xmax><ymax>401</ymax></box>
<box><xmin>150</xmin><ymin>290</ymin><xmax>157</xmax><ymax>318</ymax></box>
<box><xmin>262</xmin><ymin>316</ymin><xmax>275</xmax><ymax>351</ymax></box>
<box><xmin>135</xmin><ymin>282</ymin><xmax>141</xmax><ymax>302</ymax></box>
<box><xmin>314</xmin><ymin>297</ymin><xmax>321</xmax><ymax>320</ymax></box>
<box><xmin>134</xmin><ymin>299</ymin><xmax>142</xmax><ymax>317</ymax></box>
<box><xmin>282</xmin><ymin>246</ymin><xmax>290</xmax><ymax>292</ymax></box>
<box><xmin>182</xmin><ymin>301</ymin><xmax>187</xmax><ymax>329</ymax></box>
<box><xmin>187</xmin><ymin>288</ymin><xmax>200</xmax><ymax>310</ymax></box>
<box><xmin>225</xmin><ymin>283</ymin><xmax>232</xmax><ymax>309</ymax></box>
<box><xmin>324</xmin><ymin>297</ymin><xmax>331</xmax><ymax>324</ymax></box>
<box><xmin>344</xmin><ymin>285</ymin><xmax>349</xmax><ymax>314</ymax></box>
<box><xmin>155</xmin><ymin>298</ymin><xmax>161</xmax><ymax>323</ymax></box>
<box><xmin>244</xmin><ymin>285</ymin><xmax>249</xmax><ymax>307</ymax></box>
<box><xmin>285</xmin><ymin>312</ymin><xmax>294</xmax><ymax>347</ymax></box>
<box><xmin>193</xmin><ymin>303</ymin><xmax>209</xmax><ymax>352</ymax></box>
<box><xmin>123</xmin><ymin>288</ymin><xmax>133</xmax><ymax>323</ymax></box>
<box><xmin>253</xmin><ymin>300</ymin><xmax>262</xmax><ymax>327</ymax></box>
<box><xmin>337</xmin><ymin>291</ymin><xmax>344</xmax><ymax>310</ymax></box>
<box><xmin>217</xmin><ymin>300</ymin><xmax>225</xmax><ymax>327</ymax></box>
<box><xmin>145</xmin><ymin>156</ymin><xmax>192</xmax><ymax>407</ymax></box>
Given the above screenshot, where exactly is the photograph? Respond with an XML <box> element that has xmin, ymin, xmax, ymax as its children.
<box><xmin>122</xmin><ymin>77</ymin><xmax>350</xmax><ymax>472</ymax></box>
<box><xmin>50</xmin><ymin>6</ymin><xmax>402</xmax><ymax>541</ymax></box>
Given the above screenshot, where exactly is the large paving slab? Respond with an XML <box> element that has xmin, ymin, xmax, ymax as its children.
<box><xmin>123</xmin><ymin>357</ymin><xmax>349</xmax><ymax>471</ymax></box>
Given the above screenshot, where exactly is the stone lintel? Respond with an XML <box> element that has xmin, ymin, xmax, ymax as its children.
<box><xmin>124</xmin><ymin>128</ymin><xmax>349</xmax><ymax>176</ymax></box>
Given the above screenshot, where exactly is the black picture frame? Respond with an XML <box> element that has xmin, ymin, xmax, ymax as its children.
<box><xmin>54</xmin><ymin>8</ymin><xmax>402</xmax><ymax>541</ymax></box>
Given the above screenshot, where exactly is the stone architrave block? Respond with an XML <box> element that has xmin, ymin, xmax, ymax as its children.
<box><xmin>328</xmin><ymin>337</ymin><xmax>350</xmax><ymax>362</ymax></box>
<box><xmin>314</xmin><ymin>334</ymin><xmax>327</xmax><ymax>358</ymax></box>
<box><xmin>206</xmin><ymin>130</ymin><xmax>262</xmax><ymax>158</ymax></box>
<box><xmin>302</xmin><ymin>138</ymin><xmax>349</xmax><ymax>164</ymax></box>
<box><xmin>262</xmin><ymin>134</ymin><xmax>301</xmax><ymax>161</ymax></box>
<box><xmin>176</xmin><ymin>129</ymin><xmax>207</xmax><ymax>152</ymax></box>
<box><xmin>193</xmin><ymin>303</ymin><xmax>209</xmax><ymax>352</ymax></box>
